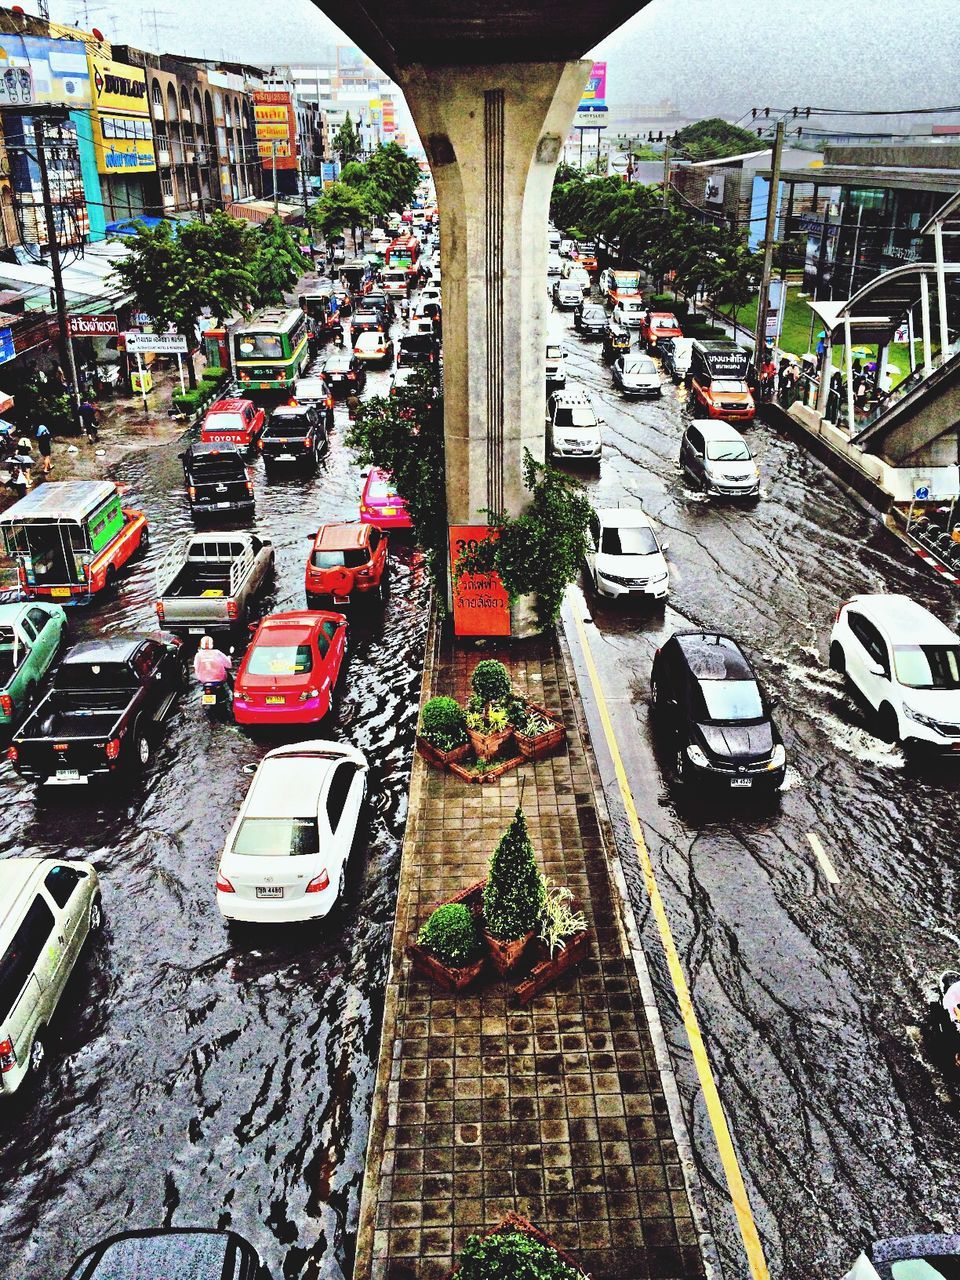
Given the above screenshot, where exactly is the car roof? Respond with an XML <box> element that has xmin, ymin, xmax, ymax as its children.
<box><xmin>0</xmin><ymin>859</ymin><xmax>53</xmax><ymax>933</ymax></box>
<box><xmin>846</xmin><ymin>594</ymin><xmax>958</xmax><ymax>644</ymax></box>
<box><xmin>672</xmin><ymin>632</ymin><xmax>755</xmax><ymax>681</ymax></box>
<box><xmin>316</xmin><ymin>523</ymin><xmax>368</xmax><ymax>550</ymax></box>
<box><xmin>324</xmin><ymin>353</ymin><xmax>352</xmax><ymax>367</ymax></box>
<box><xmin>269</xmin><ymin>405</ymin><xmax>312</xmax><ymax>418</ymax></box>
<box><xmin>355</xmin><ymin>331</ymin><xmax>386</xmax><ymax>343</ymax></box>
<box><xmin>206</xmin><ymin>398</ymin><xmax>252</xmax><ymax>414</ymax></box>
<box><xmin>595</xmin><ymin>507</ymin><xmax>654</xmax><ymax>530</ymax></box>
<box><xmin>693</xmin><ymin>419</ymin><xmax>747</xmax><ymax>442</ymax></box>
<box><xmin>246</xmin><ymin>752</ymin><xmax>338</xmax><ymax>818</ymax></box>
<box><xmin>68</xmin><ymin>1228</ymin><xmax>247</xmax><ymax>1280</ymax></box>
<box><xmin>256</xmin><ymin>610</ymin><xmax>329</xmax><ymax>634</ymax></box>
<box><xmin>62</xmin><ymin>636</ymin><xmax>147</xmax><ymax>665</ymax></box>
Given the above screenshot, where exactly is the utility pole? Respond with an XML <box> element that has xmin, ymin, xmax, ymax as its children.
<box><xmin>661</xmin><ymin>143</ymin><xmax>671</xmax><ymax>211</ymax></box>
<box><xmin>271</xmin><ymin>140</ymin><xmax>279</xmax><ymax>215</ymax></box>
<box><xmin>300</xmin><ymin>155</ymin><xmax>310</xmax><ymax>217</ymax></box>
<box><xmin>194</xmin><ymin>157</ymin><xmax>206</xmax><ymax>223</ymax></box>
<box><xmin>753</xmin><ymin>118</ymin><xmax>784</xmax><ymax>369</ymax></box>
<box><xmin>35</xmin><ymin>117</ymin><xmax>80</xmax><ymax>414</ymax></box>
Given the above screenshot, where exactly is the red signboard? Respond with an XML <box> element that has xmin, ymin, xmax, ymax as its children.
<box><xmin>253</xmin><ymin>89</ymin><xmax>298</xmax><ymax>171</ymax></box>
<box><xmin>450</xmin><ymin>525</ymin><xmax>511</xmax><ymax>637</ymax></box>
<box><xmin>67</xmin><ymin>313</ymin><xmax>118</xmax><ymax>337</ymax></box>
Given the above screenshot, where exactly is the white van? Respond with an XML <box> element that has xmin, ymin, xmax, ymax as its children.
<box><xmin>382</xmin><ymin>267</ymin><xmax>410</xmax><ymax>300</ymax></box>
<box><xmin>0</xmin><ymin>858</ymin><xmax>101</xmax><ymax>1095</ymax></box>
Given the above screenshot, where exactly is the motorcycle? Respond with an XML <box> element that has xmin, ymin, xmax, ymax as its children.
<box><xmin>200</xmin><ymin>677</ymin><xmax>232</xmax><ymax>713</ymax></box>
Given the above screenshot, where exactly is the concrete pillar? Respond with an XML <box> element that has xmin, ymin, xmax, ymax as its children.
<box><xmin>921</xmin><ymin>271</ymin><xmax>933</xmax><ymax>375</ymax></box>
<box><xmin>399</xmin><ymin>61</ymin><xmax>590</xmax><ymax>535</ymax></box>
<box><xmin>844</xmin><ymin>317</ymin><xmax>855</xmax><ymax>433</ymax></box>
<box><xmin>933</xmin><ymin>221</ymin><xmax>950</xmax><ymax>362</ymax></box>
<box><xmin>816</xmin><ymin>339</ymin><xmax>833</xmax><ymax>416</ymax></box>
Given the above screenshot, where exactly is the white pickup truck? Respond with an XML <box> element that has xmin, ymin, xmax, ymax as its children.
<box><xmin>155</xmin><ymin>532</ymin><xmax>274</xmax><ymax>635</ymax></box>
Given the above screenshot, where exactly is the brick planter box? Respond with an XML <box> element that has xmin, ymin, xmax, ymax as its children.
<box><xmin>467</xmin><ymin>723</ymin><xmax>514</xmax><ymax>761</ymax></box>
<box><xmin>416</xmin><ymin>735</ymin><xmax>471</xmax><ymax>771</ymax></box>
<box><xmin>407</xmin><ymin>943</ymin><xmax>485</xmax><ymax>993</ymax></box>
<box><xmin>512</xmin><ymin>698</ymin><xmax>567</xmax><ymax>761</ymax></box>
<box><xmin>448</xmin><ymin>752</ymin><xmax>525</xmax><ymax>784</ymax></box>
<box><xmin>451</xmin><ymin>1211</ymin><xmax>590</xmax><ymax>1278</ymax></box>
<box><xmin>513</xmin><ymin>929</ymin><xmax>591</xmax><ymax>1005</ymax></box>
<box><xmin>482</xmin><ymin>927</ymin><xmax>534</xmax><ymax>977</ymax></box>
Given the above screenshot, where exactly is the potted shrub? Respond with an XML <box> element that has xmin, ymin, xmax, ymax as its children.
<box><xmin>515</xmin><ymin>882</ymin><xmax>590</xmax><ymax>1006</ymax></box>
<box><xmin>466</xmin><ymin>659</ymin><xmax>514</xmax><ymax>760</ymax></box>
<box><xmin>455</xmin><ymin>1212</ymin><xmax>588</xmax><ymax>1279</ymax></box>
<box><xmin>417</xmin><ymin>695</ymin><xmax>470</xmax><ymax>768</ymax></box>
<box><xmin>408</xmin><ymin>901</ymin><xmax>485</xmax><ymax>993</ymax></box>
<box><xmin>482</xmin><ymin>806</ymin><xmax>545</xmax><ymax>976</ymax></box>
<box><xmin>508</xmin><ymin>694</ymin><xmax>566</xmax><ymax>761</ymax></box>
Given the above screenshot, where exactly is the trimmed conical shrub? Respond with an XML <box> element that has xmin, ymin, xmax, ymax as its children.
<box><xmin>483</xmin><ymin>806</ymin><xmax>545</xmax><ymax>941</ymax></box>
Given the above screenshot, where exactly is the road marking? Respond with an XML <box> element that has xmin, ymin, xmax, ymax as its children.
<box><xmin>571</xmin><ymin>607</ymin><xmax>771</xmax><ymax>1280</ymax></box>
<box><xmin>807</xmin><ymin>832</ymin><xmax>840</xmax><ymax>884</ymax></box>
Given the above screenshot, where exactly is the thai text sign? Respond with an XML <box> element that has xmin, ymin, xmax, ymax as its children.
<box><xmin>124</xmin><ymin>332</ymin><xmax>187</xmax><ymax>354</ymax></box>
<box><xmin>68</xmin><ymin>314</ymin><xmax>118</xmax><ymax>337</ymax></box>
<box><xmin>253</xmin><ymin>90</ymin><xmax>297</xmax><ymax>170</ymax></box>
<box><xmin>578</xmin><ymin>62</ymin><xmax>607</xmax><ymax>113</ymax></box>
<box><xmin>450</xmin><ymin>526</ymin><xmax>511</xmax><ymax>637</ymax></box>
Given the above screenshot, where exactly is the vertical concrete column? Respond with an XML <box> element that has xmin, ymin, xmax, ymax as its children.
<box><xmin>399</xmin><ymin>62</ymin><xmax>590</xmax><ymax>536</ymax></box>
<box><xmin>816</xmin><ymin>339</ymin><xmax>833</xmax><ymax>417</ymax></box>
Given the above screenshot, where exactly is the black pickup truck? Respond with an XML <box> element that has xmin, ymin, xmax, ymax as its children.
<box><xmin>181</xmin><ymin>442</ymin><xmax>255</xmax><ymax>520</ymax></box>
<box><xmin>7</xmin><ymin>633</ymin><xmax>186</xmax><ymax>785</ymax></box>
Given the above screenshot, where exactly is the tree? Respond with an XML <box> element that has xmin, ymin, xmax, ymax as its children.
<box><xmin>483</xmin><ymin>807</ymin><xmax>545</xmax><ymax>942</ymax></box>
<box><xmin>671</xmin><ymin>118</ymin><xmax>761</xmax><ymax>162</ymax></box>
<box><xmin>251</xmin><ymin>214</ymin><xmax>304</xmax><ymax>306</ymax></box>
<box><xmin>111</xmin><ymin>213</ymin><xmax>256</xmax><ymax>387</ymax></box>
<box><xmin>308</xmin><ymin>181</ymin><xmax>372</xmax><ymax>252</ymax></box>
<box><xmin>365</xmin><ymin>141</ymin><xmax>420</xmax><ymax>214</ymax></box>
<box><xmin>332</xmin><ymin>112</ymin><xmax>362</xmax><ymax>165</ymax></box>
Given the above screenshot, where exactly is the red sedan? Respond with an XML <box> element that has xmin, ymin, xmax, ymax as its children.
<box><xmin>233</xmin><ymin>611</ymin><xmax>347</xmax><ymax>726</ymax></box>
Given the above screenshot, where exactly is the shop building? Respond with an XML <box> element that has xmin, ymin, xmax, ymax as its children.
<box><xmin>86</xmin><ymin>51</ymin><xmax>156</xmax><ymax>226</ymax></box>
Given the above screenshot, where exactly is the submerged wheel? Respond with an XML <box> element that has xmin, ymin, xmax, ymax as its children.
<box><xmin>878</xmin><ymin>703</ymin><xmax>900</xmax><ymax>744</ymax></box>
<box><xmin>88</xmin><ymin>895</ymin><xmax>104</xmax><ymax>933</ymax></box>
<box><xmin>133</xmin><ymin>727</ymin><xmax>151</xmax><ymax>769</ymax></box>
<box><xmin>829</xmin><ymin>642</ymin><xmax>846</xmax><ymax>674</ymax></box>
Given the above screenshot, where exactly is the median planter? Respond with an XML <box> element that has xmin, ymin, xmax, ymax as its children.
<box><xmin>417</xmin><ymin>695</ymin><xmax>471</xmax><ymax>771</ymax></box>
<box><xmin>466</xmin><ymin>722</ymin><xmax>514</xmax><ymax>762</ymax></box>
<box><xmin>510</xmin><ymin>698</ymin><xmax>566</xmax><ymax>761</ymax></box>
<box><xmin>452</xmin><ymin>1211</ymin><xmax>590</xmax><ymax>1279</ymax></box>
<box><xmin>408</xmin><ymin>941</ymin><xmax>485</xmax><ymax>993</ymax></box>
<box><xmin>481</xmin><ymin>806</ymin><xmax>545</xmax><ymax>976</ymax></box>
<box><xmin>482</xmin><ymin>927</ymin><xmax>534</xmax><ymax>977</ymax></box>
<box><xmin>448</xmin><ymin>751</ymin><xmax>525</xmax><ymax>784</ymax></box>
<box><xmin>408</xmin><ymin>898</ymin><xmax>486</xmax><ymax>994</ymax></box>
<box><xmin>416</xmin><ymin>736</ymin><xmax>471</xmax><ymax>770</ymax></box>
<box><xmin>514</xmin><ymin>929</ymin><xmax>591</xmax><ymax>1005</ymax></box>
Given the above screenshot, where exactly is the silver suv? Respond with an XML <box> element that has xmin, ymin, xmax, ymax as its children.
<box><xmin>546</xmin><ymin>390</ymin><xmax>602</xmax><ymax>466</ymax></box>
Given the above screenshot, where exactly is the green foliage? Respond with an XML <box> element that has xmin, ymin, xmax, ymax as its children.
<box><xmin>471</xmin><ymin>660</ymin><xmax>511</xmax><ymax>707</ymax></box>
<box><xmin>365</xmin><ymin>142</ymin><xmax>421</xmax><ymax>214</ymax></box>
<box><xmin>457</xmin><ymin>1230</ymin><xmax>584</xmax><ymax>1280</ymax></box>
<box><xmin>672</xmin><ymin>117</ymin><xmax>761</xmax><ymax>161</ymax></box>
<box><xmin>539</xmin><ymin>883</ymin><xmax>588</xmax><ymax>956</ymax></box>
<box><xmin>417</xmin><ymin>903</ymin><xmax>481</xmax><ymax>968</ymax></box>
<box><xmin>507</xmin><ymin>697</ymin><xmax>553</xmax><ymax>737</ymax></box>
<box><xmin>8</xmin><ymin>370</ymin><xmax>75</xmax><ymax>434</ymax></box>
<box><xmin>465</xmin><ymin>701</ymin><xmax>509</xmax><ymax>734</ymax></box>
<box><xmin>454</xmin><ymin>452</ymin><xmax>592</xmax><ymax>629</ymax></box>
<box><xmin>483</xmin><ymin>807</ymin><xmax>546</xmax><ymax>942</ymax></box>
<box><xmin>172</xmin><ymin>388</ymin><xmax>204</xmax><ymax>415</ymax></box>
<box><xmin>332</xmin><ymin>112</ymin><xmax>362</xmax><ymax>165</ymax></box>
<box><xmin>251</xmin><ymin>214</ymin><xmax>305</xmax><ymax>306</ymax></box>
<box><xmin>308</xmin><ymin>181</ymin><xmax>372</xmax><ymax>246</ymax></box>
<box><xmin>344</xmin><ymin>367</ymin><xmax>447</xmax><ymax>592</ymax></box>
<box><xmin>200</xmin><ymin>366</ymin><xmax>228</xmax><ymax>388</ymax></box>
<box><xmin>111</xmin><ymin>212</ymin><xmax>257</xmax><ymax>389</ymax></box>
<box><xmin>420</xmin><ymin>696</ymin><xmax>468</xmax><ymax>751</ymax></box>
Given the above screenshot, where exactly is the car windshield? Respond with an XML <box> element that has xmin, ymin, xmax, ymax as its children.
<box><xmin>204</xmin><ymin>413</ymin><xmax>245</xmax><ymax>433</ymax></box>
<box><xmin>247</xmin><ymin>643</ymin><xmax>313</xmax><ymax>676</ymax></box>
<box><xmin>706</xmin><ymin>439</ymin><xmax>751</xmax><ymax>461</ymax></box>
<box><xmin>56</xmin><ymin>661</ymin><xmax>137</xmax><ymax>689</ymax></box>
<box><xmin>893</xmin><ymin>644</ymin><xmax>960</xmax><ymax>689</ymax></box>
<box><xmin>546</xmin><ymin>345</ymin><xmax>563</xmax><ymax>359</ymax></box>
<box><xmin>699</xmin><ymin>679</ymin><xmax>764</xmax><ymax>722</ymax></box>
<box><xmin>191</xmin><ymin>456</ymin><xmax>245</xmax><ymax>478</ymax></box>
<box><xmin>653</xmin><ymin>315</ymin><xmax>679</xmax><ymax>327</ymax></box>
<box><xmin>232</xmin><ymin>816</ymin><xmax>319</xmax><ymax>857</ymax></box>
<box><xmin>324</xmin><ymin>359</ymin><xmax>350</xmax><ymax>373</ymax></box>
<box><xmin>622</xmin><ymin>301</ymin><xmax>644</xmax><ymax>312</ymax></box>
<box><xmin>582</xmin><ymin>308</ymin><xmax>604</xmax><ymax>321</ymax></box>
<box><xmin>624</xmin><ymin>359</ymin><xmax>656</xmax><ymax>375</ymax></box>
<box><xmin>712</xmin><ymin>379</ymin><xmax>748</xmax><ymax>393</ymax></box>
<box><xmin>600</xmin><ymin>526</ymin><xmax>658</xmax><ymax>556</ymax></box>
<box><xmin>312</xmin><ymin>548</ymin><xmax>369</xmax><ymax>569</ymax></box>
<box><xmin>554</xmin><ymin>408</ymin><xmax>597</xmax><ymax>428</ymax></box>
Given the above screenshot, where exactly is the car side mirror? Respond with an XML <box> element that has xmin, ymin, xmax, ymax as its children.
<box><xmin>768</xmin><ymin>695</ymin><xmax>780</xmax><ymax>710</ymax></box>
<box><xmin>241</xmin><ymin>763</ymin><xmax>257</xmax><ymax>775</ymax></box>
<box><xmin>660</xmin><ymin>540</ymin><xmax>670</xmax><ymax>552</ymax></box>
<box><xmin>248</xmin><ymin>622</ymin><xmax>258</xmax><ymax>633</ymax></box>
<box><xmin>868</xmin><ymin>662</ymin><xmax>885</xmax><ymax>678</ymax></box>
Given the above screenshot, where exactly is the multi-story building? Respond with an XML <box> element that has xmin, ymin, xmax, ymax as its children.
<box><xmin>86</xmin><ymin>49</ymin><xmax>157</xmax><ymax>227</ymax></box>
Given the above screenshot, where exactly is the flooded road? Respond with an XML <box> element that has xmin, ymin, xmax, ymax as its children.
<box><xmin>550</xmin><ymin>306</ymin><xmax>960</xmax><ymax>1279</ymax></box>
<box><xmin>0</xmin><ymin>343</ymin><xmax>428</xmax><ymax>1280</ymax></box>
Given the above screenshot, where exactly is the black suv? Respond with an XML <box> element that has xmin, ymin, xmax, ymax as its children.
<box><xmin>322</xmin><ymin>352</ymin><xmax>368</xmax><ymax>396</ymax></box>
<box><xmin>650</xmin><ymin>631</ymin><xmax>786</xmax><ymax>793</ymax></box>
<box><xmin>574</xmin><ymin>302</ymin><xmax>607</xmax><ymax>338</ymax></box>
<box><xmin>397</xmin><ymin>332</ymin><xmax>440</xmax><ymax>368</ymax></box>
<box><xmin>181</xmin><ymin>442</ymin><xmax>253</xmax><ymax>519</ymax></box>
<box><xmin>349</xmin><ymin>307</ymin><xmax>388</xmax><ymax>342</ymax></box>
<box><xmin>259</xmin><ymin>404</ymin><xmax>326</xmax><ymax>472</ymax></box>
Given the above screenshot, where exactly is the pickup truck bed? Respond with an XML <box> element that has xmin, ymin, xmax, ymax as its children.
<box><xmin>21</xmin><ymin>689</ymin><xmax>127</xmax><ymax>738</ymax></box>
<box><xmin>163</xmin><ymin>563</ymin><xmax>236</xmax><ymax>598</ymax></box>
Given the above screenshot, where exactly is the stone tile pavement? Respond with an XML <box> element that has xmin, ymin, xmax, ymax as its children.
<box><xmin>354</xmin><ymin>621</ymin><xmax>708</xmax><ymax>1280</ymax></box>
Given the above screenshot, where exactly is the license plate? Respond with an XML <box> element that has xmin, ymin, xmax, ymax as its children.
<box><xmin>382</xmin><ymin>507</ymin><xmax>397</xmax><ymax>515</ymax></box>
<box><xmin>277</xmin><ymin>453</ymin><xmax>295</xmax><ymax>461</ymax></box>
<box><xmin>730</xmin><ymin>777</ymin><xmax>753</xmax><ymax>788</ymax></box>
<box><xmin>265</xmin><ymin>695</ymin><xmax>285</xmax><ymax>705</ymax></box>
<box><xmin>334</xmin><ymin>594</ymin><xmax>350</xmax><ymax>605</ymax></box>
<box><xmin>256</xmin><ymin>885</ymin><xmax>284</xmax><ymax>899</ymax></box>
<box><xmin>189</xmin><ymin>627</ymin><xmax>205</xmax><ymax>635</ymax></box>
<box><xmin>201</xmin><ymin>693</ymin><xmax>216</xmax><ymax>705</ymax></box>
<box><xmin>56</xmin><ymin>769</ymin><xmax>80</xmax><ymax>781</ymax></box>
<box><xmin>50</xmin><ymin>587</ymin><xmax>72</xmax><ymax>598</ymax></box>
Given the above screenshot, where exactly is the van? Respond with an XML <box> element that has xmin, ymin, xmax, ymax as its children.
<box><xmin>382</xmin><ymin>268</ymin><xmax>410</xmax><ymax>300</ymax></box>
<box><xmin>0</xmin><ymin>858</ymin><xmax>101</xmax><ymax>1095</ymax></box>
<box><xmin>689</xmin><ymin>340</ymin><xmax>756</xmax><ymax>421</ymax></box>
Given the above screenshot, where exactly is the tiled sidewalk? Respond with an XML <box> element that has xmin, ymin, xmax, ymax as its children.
<box><xmin>355</xmin><ymin>621</ymin><xmax>707</xmax><ymax>1280</ymax></box>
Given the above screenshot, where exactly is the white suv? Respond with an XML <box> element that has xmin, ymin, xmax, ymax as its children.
<box><xmin>830</xmin><ymin>594</ymin><xmax>960</xmax><ymax>748</ymax></box>
<box><xmin>546</xmin><ymin>390</ymin><xmax>602</xmax><ymax>466</ymax></box>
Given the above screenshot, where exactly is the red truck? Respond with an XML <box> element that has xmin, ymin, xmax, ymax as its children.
<box><xmin>640</xmin><ymin>311</ymin><xmax>684</xmax><ymax>353</ymax></box>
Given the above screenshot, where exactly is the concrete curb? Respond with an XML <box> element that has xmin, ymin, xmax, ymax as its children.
<box><xmin>560</xmin><ymin>598</ymin><xmax>723</xmax><ymax>1280</ymax></box>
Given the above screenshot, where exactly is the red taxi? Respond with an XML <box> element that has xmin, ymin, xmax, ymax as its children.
<box><xmin>232</xmin><ymin>611</ymin><xmax>347</xmax><ymax>726</ymax></box>
<box><xmin>200</xmin><ymin>398</ymin><xmax>266</xmax><ymax>451</ymax></box>
<box><xmin>360</xmin><ymin>468</ymin><xmax>412</xmax><ymax>531</ymax></box>
<box><xmin>306</xmin><ymin>522</ymin><xmax>389</xmax><ymax>608</ymax></box>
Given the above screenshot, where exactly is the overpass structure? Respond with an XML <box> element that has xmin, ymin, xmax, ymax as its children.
<box><xmin>312</xmin><ymin>0</ymin><xmax>651</xmax><ymax>631</ymax></box>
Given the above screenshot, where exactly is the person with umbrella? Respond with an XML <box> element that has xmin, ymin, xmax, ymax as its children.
<box><xmin>36</xmin><ymin>424</ymin><xmax>52</xmax><ymax>475</ymax></box>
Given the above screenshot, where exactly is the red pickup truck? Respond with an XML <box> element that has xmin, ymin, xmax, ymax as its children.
<box><xmin>640</xmin><ymin>311</ymin><xmax>684</xmax><ymax>353</ymax></box>
<box><xmin>200</xmin><ymin>398</ymin><xmax>266</xmax><ymax>451</ymax></box>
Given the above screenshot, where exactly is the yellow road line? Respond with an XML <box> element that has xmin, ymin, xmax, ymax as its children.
<box><xmin>807</xmin><ymin>831</ymin><xmax>840</xmax><ymax>884</ymax></box>
<box><xmin>572</xmin><ymin>608</ymin><xmax>770</xmax><ymax>1280</ymax></box>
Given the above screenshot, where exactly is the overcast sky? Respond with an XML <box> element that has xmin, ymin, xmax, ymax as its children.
<box><xmin>39</xmin><ymin>0</ymin><xmax>960</xmax><ymax>123</ymax></box>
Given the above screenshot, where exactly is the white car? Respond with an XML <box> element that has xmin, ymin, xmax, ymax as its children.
<box><xmin>552</xmin><ymin>279</ymin><xmax>582</xmax><ymax>309</ymax></box>
<box><xmin>561</xmin><ymin>264</ymin><xmax>591</xmax><ymax>295</ymax></box>
<box><xmin>830</xmin><ymin>594</ymin><xmax>960</xmax><ymax>749</ymax></box>
<box><xmin>216</xmin><ymin>741</ymin><xmax>368</xmax><ymax>923</ymax></box>
<box><xmin>586</xmin><ymin>508</ymin><xmax>669</xmax><ymax>601</ymax></box>
<box><xmin>612</xmin><ymin>295</ymin><xmax>647</xmax><ymax>329</ymax></box>
<box><xmin>559</xmin><ymin>238</ymin><xmax>575</xmax><ymax>257</ymax></box>
<box><xmin>418</xmin><ymin>285</ymin><xmax>442</xmax><ymax>307</ymax></box>
<box><xmin>613</xmin><ymin>353</ymin><xmax>661</xmax><ymax>397</ymax></box>
<box><xmin>546</xmin><ymin>390</ymin><xmax>602</xmax><ymax>465</ymax></box>
<box><xmin>545</xmin><ymin>343</ymin><xmax>566</xmax><ymax>388</ymax></box>
<box><xmin>547</xmin><ymin>253</ymin><xmax>563</xmax><ymax>277</ymax></box>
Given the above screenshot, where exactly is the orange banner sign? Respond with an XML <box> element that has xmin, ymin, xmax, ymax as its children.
<box><xmin>450</xmin><ymin>526</ymin><xmax>511</xmax><ymax>637</ymax></box>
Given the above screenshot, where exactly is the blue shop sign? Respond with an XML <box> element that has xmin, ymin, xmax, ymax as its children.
<box><xmin>0</xmin><ymin>328</ymin><xmax>16</xmax><ymax>364</ymax></box>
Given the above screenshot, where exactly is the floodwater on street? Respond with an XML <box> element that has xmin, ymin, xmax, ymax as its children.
<box><xmin>548</xmin><ymin>298</ymin><xmax>960</xmax><ymax>1279</ymax></box>
<box><xmin>0</xmin><ymin>337</ymin><xmax>429</xmax><ymax>1280</ymax></box>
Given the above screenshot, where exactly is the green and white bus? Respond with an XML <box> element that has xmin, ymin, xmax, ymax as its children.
<box><xmin>232</xmin><ymin>307</ymin><xmax>310</xmax><ymax>393</ymax></box>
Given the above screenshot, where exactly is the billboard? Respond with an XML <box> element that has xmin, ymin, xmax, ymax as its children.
<box><xmin>88</xmin><ymin>55</ymin><xmax>154</xmax><ymax>175</ymax></box>
<box><xmin>253</xmin><ymin>91</ymin><xmax>297</xmax><ymax>170</ymax></box>
<box><xmin>382</xmin><ymin>100</ymin><xmax>396</xmax><ymax>134</ymax></box>
<box><xmin>0</xmin><ymin>36</ymin><xmax>91</xmax><ymax>107</ymax></box>
<box><xmin>705</xmin><ymin>174</ymin><xmax>725</xmax><ymax>204</ymax></box>
<box><xmin>577</xmin><ymin>62</ymin><xmax>607</xmax><ymax>114</ymax></box>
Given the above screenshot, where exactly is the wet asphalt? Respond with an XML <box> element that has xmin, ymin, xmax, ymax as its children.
<box><xmin>0</xmin><ymin>337</ymin><xmax>429</xmax><ymax>1280</ymax></box>
<box><xmin>547</xmin><ymin>298</ymin><xmax>960</xmax><ymax>1279</ymax></box>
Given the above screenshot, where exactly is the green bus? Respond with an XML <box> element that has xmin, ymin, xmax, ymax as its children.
<box><xmin>232</xmin><ymin>307</ymin><xmax>310</xmax><ymax>392</ymax></box>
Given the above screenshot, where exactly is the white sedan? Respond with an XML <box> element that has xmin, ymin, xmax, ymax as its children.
<box><xmin>216</xmin><ymin>741</ymin><xmax>368</xmax><ymax>924</ymax></box>
<box><xmin>586</xmin><ymin>507</ymin><xmax>670</xmax><ymax>602</ymax></box>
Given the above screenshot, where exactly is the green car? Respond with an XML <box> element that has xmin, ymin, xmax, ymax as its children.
<box><xmin>0</xmin><ymin>602</ymin><xmax>67</xmax><ymax>727</ymax></box>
